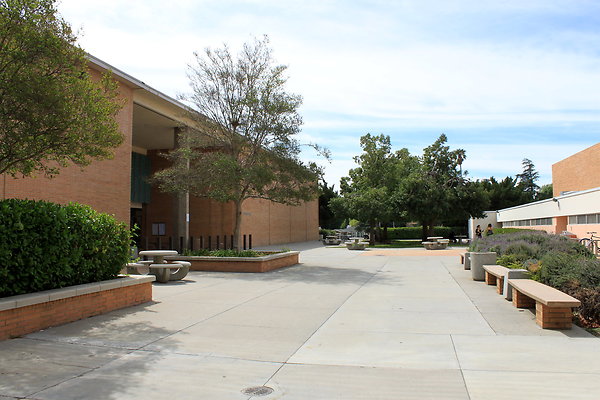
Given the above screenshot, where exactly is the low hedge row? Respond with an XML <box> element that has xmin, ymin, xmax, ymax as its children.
<box><xmin>0</xmin><ymin>199</ymin><xmax>131</xmax><ymax>297</ymax></box>
<box><xmin>387</xmin><ymin>226</ymin><xmax>467</xmax><ymax>239</ymax></box>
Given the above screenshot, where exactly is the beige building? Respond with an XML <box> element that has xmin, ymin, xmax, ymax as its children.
<box><xmin>496</xmin><ymin>143</ymin><xmax>600</xmax><ymax>238</ymax></box>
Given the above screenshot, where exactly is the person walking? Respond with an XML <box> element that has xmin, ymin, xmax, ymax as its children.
<box><xmin>485</xmin><ymin>223</ymin><xmax>494</xmax><ymax>236</ymax></box>
<box><xmin>475</xmin><ymin>225</ymin><xmax>482</xmax><ymax>239</ymax></box>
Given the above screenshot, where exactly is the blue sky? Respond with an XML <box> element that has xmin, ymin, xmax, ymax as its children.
<box><xmin>58</xmin><ymin>0</ymin><xmax>600</xmax><ymax>187</ymax></box>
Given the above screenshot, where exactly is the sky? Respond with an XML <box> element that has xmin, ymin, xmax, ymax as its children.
<box><xmin>57</xmin><ymin>0</ymin><xmax>600</xmax><ymax>187</ymax></box>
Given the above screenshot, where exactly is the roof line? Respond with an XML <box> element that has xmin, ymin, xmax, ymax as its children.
<box><xmin>86</xmin><ymin>53</ymin><xmax>191</xmax><ymax>112</ymax></box>
<box><xmin>497</xmin><ymin>186</ymin><xmax>600</xmax><ymax>212</ymax></box>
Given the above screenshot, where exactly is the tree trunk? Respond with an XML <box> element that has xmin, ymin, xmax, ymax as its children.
<box><xmin>369</xmin><ymin>220</ymin><xmax>375</xmax><ymax>246</ymax></box>
<box><xmin>383</xmin><ymin>223</ymin><xmax>388</xmax><ymax>243</ymax></box>
<box><xmin>232</xmin><ymin>199</ymin><xmax>243</xmax><ymax>251</ymax></box>
<box><xmin>421</xmin><ymin>222</ymin><xmax>435</xmax><ymax>241</ymax></box>
<box><xmin>427</xmin><ymin>221</ymin><xmax>435</xmax><ymax>238</ymax></box>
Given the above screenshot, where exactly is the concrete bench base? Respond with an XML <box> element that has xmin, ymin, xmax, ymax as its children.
<box><xmin>346</xmin><ymin>242</ymin><xmax>366</xmax><ymax>250</ymax></box>
<box><xmin>422</xmin><ymin>242</ymin><xmax>448</xmax><ymax>250</ymax></box>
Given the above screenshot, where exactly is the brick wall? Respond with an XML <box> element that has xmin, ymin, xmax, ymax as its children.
<box><xmin>0</xmin><ymin>282</ymin><xmax>152</xmax><ymax>341</ymax></box>
<box><xmin>552</xmin><ymin>142</ymin><xmax>600</xmax><ymax>196</ymax></box>
<box><xmin>145</xmin><ymin>150</ymin><xmax>319</xmax><ymax>248</ymax></box>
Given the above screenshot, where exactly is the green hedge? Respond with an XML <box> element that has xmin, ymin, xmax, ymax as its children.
<box><xmin>387</xmin><ymin>226</ymin><xmax>467</xmax><ymax>240</ymax></box>
<box><xmin>0</xmin><ymin>199</ymin><xmax>131</xmax><ymax>297</ymax></box>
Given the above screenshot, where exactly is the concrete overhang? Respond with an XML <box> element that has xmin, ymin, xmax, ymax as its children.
<box><xmin>87</xmin><ymin>54</ymin><xmax>204</xmax><ymax>151</ymax></box>
<box><xmin>497</xmin><ymin>187</ymin><xmax>600</xmax><ymax>222</ymax></box>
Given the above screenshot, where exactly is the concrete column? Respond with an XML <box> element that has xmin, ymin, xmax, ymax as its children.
<box><xmin>173</xmin><ymin>127</ymin><xmax>190</xmax><ymax>251</ymax></box>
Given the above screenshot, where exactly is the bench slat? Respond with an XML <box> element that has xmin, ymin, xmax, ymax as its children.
<box><xmin>508</xmin><ymin>279</ymin><xmax>580</xmax><ymax>307</ymax></box>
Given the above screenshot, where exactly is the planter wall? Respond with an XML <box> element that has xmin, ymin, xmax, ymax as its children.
<box><xmin>0</xmin><ymin>275</ymin><xmax>155</xmax><ymax>341</ymax></box>
<box><xmin>168</xmin><ymin>251</ymin><xmax>299</xmax><ymax>273</ymax></box>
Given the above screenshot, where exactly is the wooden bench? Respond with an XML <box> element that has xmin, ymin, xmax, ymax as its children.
<box><xmin>508</xmin><ymin>279</ymin><xmax>581</xmax><ymax>329</ymax></box>
<box><xmin>483</xmin><ymin>264</ymin><xmax>510</xmax><ymax>294</ymax></box>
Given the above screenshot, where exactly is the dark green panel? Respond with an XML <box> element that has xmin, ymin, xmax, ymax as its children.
<box><xmin>131</xmin><ymin>153</ymin><xmax>151</xmax><ymax>203</ymax></box>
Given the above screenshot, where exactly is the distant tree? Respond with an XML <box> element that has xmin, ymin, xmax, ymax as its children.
<box><xmin>318</xmin><ymin>180</ymin><xmax>343</xmax><ymax>229</ymax></box>
<box><xmin>516</xmin><ymin>158</ymin><xmax>540</xmax><ymax>200</ymax></box>
<box><xmin>330</xmin><ymin>134</ymin><xmax>412</xmax><ymax>245</ymax></box>
<box><xmin>475</xmin><ymin>176</ymin><xmax>530</xmax><ymax>210</ymax></box>
<box><xmin>398</xmin><ymin>134</ymin><xmax>486</xmax><ymax>239</ymax></box>
<box><xmin>0</xmin><ymin>0</ymin><xmax>123</xmax><ymax>177</ymax></box>
<box><xmin>152</xmin><ymin>36</ymin><xmax>322</xmax><ymax>250</ymax></box>
<box><xmin>537</xmin><ymin>183</ymin><xmax>553</xmax><ymax>200</ymax></box>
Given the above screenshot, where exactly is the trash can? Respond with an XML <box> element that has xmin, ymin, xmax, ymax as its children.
<box><xmin>470</xmin><ymin>252</ymin><xmax>497</xmax><ymax>281</ymax></box>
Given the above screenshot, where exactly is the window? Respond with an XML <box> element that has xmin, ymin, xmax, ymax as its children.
<box><xmin>152</xmin><ymin>223</ymin><xmax>166</xmax><ymax>236</ymax></box>
<box><xmin>569</xmin><ymin>213</ymin><xmax>600</xmax><ymax>225</ymax></box>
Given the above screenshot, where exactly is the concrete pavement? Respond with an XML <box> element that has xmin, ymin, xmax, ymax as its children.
<box><xmin>1</xmin><ymin>242</ymin><xmax>599</xmax><ymax>399</ymax></box>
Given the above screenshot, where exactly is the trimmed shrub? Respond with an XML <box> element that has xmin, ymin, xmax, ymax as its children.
<box><xmin>0</xmin><ymin>199</ymin><xmax>131</xmax><ymax>297</ymax></box>
<box><xmin>387</xmin><ymin>226</ymin><xmax>467</xmax><ymax>240</ymax></box>
<box><xmin>183</xmin><ymin>249</ymin><xmax>268</xmax><ymax>257</ymax></box>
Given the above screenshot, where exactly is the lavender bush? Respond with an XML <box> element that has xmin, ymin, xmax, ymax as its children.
<box><xmin>470</xmin><ymin>231</ymin><xmax>600</xmax><ymax>326</ymax></box>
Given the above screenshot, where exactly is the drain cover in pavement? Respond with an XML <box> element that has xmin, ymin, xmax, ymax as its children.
<box><xmin>241</xmin><ymin>386</ymin><xmax>274</xmax><ymax>396</ymax></box>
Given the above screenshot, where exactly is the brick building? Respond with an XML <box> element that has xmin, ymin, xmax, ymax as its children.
<box><xmin>496</xmin><ymin>142</ymin><xmax>600</xmax><ymax>238</ymax></box>
<box><xmin>0</xmin><ymin>55</ymin><xmax>319</xmax><ymax>249</ymax></box>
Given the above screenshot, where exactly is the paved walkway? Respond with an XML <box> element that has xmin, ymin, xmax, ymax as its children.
<box><xmin>1</xmin><ymin>242</ymin><xmax>599</xmax><ymax>399</ymax></box>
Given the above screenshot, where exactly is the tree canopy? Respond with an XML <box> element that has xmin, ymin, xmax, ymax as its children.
<box><xmin>398</xmin><ymin>134</ymin><xmax>486</xmax><ymax>238</ymax></box>
<box><xmin>332</xmin><ymin>133</ymin><xmax>484</xmax><ymax>242</ymax></box>
<box><xmin>0</xmin><ymin>0</ymin><xmax>123</xmax><ymax>177</ymax></box>
<box><xmin>152</xmin><ymin>36</ymin><xmax>321</xmax><ymax>250</ymax></box>
<box><xmin>516</xmin><ymin>158</ymin><xmax>540</xmax><ymax>198</ymax></box>
<box><xmin>330</xmin><ymin>134</ymin><xmax>413</xmax><ymax>244</ymax></box>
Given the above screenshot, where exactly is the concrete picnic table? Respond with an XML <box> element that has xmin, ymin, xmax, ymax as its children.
<box><xmin>132</xmin><ymin>250</ymin><xmax>190</xmax><ymax>283</ymax></box>
<box><xmin>346</xmin><ymin>237</ymin><xmax>366</xmax><ymax>250</ymax></box>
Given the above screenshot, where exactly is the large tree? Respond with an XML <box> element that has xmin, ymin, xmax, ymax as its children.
<box><xmin>152</xmin><ymin>36</ymin><xmax>321</xmax><ymax>250</ymax></box>
<box><xmin>330</xmin><ymin>134</ymin><xmax>414</xmax><ymax>245</ymax></box>
<box><xmin>398</xmin><ymin>134</ymin><xmax>486</xmax><ymax>239</ymax></box>
<box><xmin>0</xmin><ymin>0</ymin><xmax>123</xmax><ymax>177</ymax></box>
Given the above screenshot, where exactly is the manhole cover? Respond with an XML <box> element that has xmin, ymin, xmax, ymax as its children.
<box><xmin>241</xmin><ymin>386</ymin><xmax>274</xmax><ymax>396</ymax></box>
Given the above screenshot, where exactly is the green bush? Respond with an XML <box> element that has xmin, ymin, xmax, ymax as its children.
<box><xmin>387</xmin><ymin>226</ymin><xmax>467</xmax><ymax>240</ymax></box>
<box><xmin>493</xmin><ymin>227</ymin><xmax>536</xmax><ymax>235</ymax></box>
<box><xmin>469</xmin><ymin>231</ymin><xmax>592</xmax><ymax>259</ymax></box>
<box><xmin>319</xmin><ymin>228</ymin><xmax>336</xmax><ymax>237</ymax></box>
<box><xmin>539</xmin><ymin>252</ymin><xmax>600</xmax><ymax>290</ymax></box>
<box><xmin>0</xmin><ymin>199</ymin><xmax>131</xmax><ymax>297</ymax></box>
<box><xmin>565</xmin><ymin>287</ymin><xmax>600</xmax><ymax>326</ymax></box>
<box><xmin>183</xmin><ymin>249</ymin><xmax>270</xmax><ymax>257</ymax></box>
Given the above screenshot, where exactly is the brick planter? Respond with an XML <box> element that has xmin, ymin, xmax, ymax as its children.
<box><xmin>167</xmin><ymin>251</ymin><xmax>300</xmax><ymax>273</ymax></box>
<box><xmin>0</xmin><ymin>275</ymin><xmax>155</xmax><ymax>341</ymax></box>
